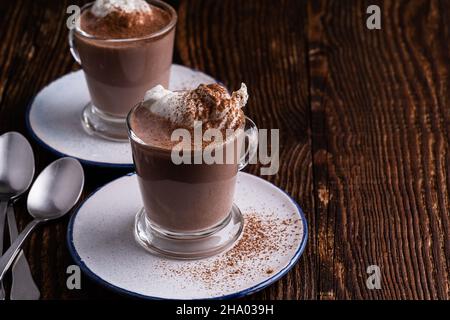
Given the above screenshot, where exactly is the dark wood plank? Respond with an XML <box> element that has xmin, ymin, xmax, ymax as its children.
<box><xmin>308</xmin><ymin>0</ymin><xmax>449</xmax><ymax>299</ymax></box>
<box><xmin>178</xmin><ymin>0</ymin><xmax>316</xmax><ymax>300</ymax></box>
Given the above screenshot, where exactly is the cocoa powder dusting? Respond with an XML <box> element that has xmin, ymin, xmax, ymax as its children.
<box><xmin>80</xmin><ymin>6</ymin><xmax>171</xmax><ymax>39</ymax></box>
<box><xmin>159</xmin><ymin>211</ymin><xmax>302</xmax><ymax>292</ymax></box>
<box><xmin>180</xmin><ymin>83</ymin><xmax>245</xmax><ymax>131</ymax></box>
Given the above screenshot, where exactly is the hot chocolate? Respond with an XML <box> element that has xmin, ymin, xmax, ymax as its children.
<box><xmin>70</xmin><ymin>0</ymin><xmax>177</xmax><ymax>140</ymax></box>
<box><xmin>81</xmin><ymin>0</ymin><xmax>171</xmax><ymax>40</ymax></box>
<box><xmin>129</xmin><ymin>83</ymin><xmax>248</xmax><ymax>233</ymax></box>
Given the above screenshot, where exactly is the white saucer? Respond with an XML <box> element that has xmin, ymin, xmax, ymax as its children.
<box><xmin>26</xmin><ymin>65</ymin><xmax>217</xmax><ymax>168</ymax></box>
<box><xmin>67</xmin><ymin>172</ymin><xmax>307</xmax><ymax>300</ymax></box>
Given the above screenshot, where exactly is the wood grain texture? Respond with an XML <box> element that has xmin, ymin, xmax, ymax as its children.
<box><xmin>0</xmin><ymin>0</ymin><xmax>449</xmax><ymax>300</ymax></box>
<box><xmin>308</xmin><ymin>0</ymin><xmax>449</xmax><ymax>299</ymax></box>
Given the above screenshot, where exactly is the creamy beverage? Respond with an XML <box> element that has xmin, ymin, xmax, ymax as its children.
<box><xmin>128</xmin><ymin>83</ymin><xmax>248</xmax><ymax>233</ymax></box>
<box><xmin>70</xmin><ymin>0</ymin><xmax>177</xmax><ymax>140</ymax></box>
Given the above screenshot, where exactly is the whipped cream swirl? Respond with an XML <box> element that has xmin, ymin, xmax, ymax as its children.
<box><xmin>91</xmin><ymin>0</ymin><xmax>152</xmax><ymax>18</ymax></box>
<box><xmin>143</xmin><ymin>83</ymin><xmax>248</xmax><ymax>130</ymax></box>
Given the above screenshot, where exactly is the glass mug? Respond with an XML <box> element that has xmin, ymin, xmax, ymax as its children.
<box><xmin>127</xmin><ymin>102</ymin><xmax>259</xmax><ymax>259</ymax></box>
<box><xmin>68</xmin><ymin>0</ymin><xmax>177</xmax><ymax>141</ymax></box>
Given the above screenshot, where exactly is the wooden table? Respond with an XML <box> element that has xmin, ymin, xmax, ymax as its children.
<box><xmin>0</xmin><ymin>0</ymin><xmax>448</xmax><ymax>300</ymax></box>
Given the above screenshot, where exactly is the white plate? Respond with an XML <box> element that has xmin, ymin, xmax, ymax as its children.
<box><xmin>26</xmin><ymin>65</ymin><xmax>217</xmax><ymax>168</ymax></box>
<box><xmin>67</xmin><ymin>172</ymin><xmax>308</xmax><ymax>300</ymax></box>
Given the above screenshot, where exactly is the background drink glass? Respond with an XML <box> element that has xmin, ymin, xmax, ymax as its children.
<box><xmin>69</xmin><ymin>0</ymin><xmax>177</xmax><ymax>141</ymax></box>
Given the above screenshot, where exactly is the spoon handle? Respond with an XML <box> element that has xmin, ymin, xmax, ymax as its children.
<box><xmin>0</xmin><ymin>201</ymin><xmax>6</xmax><ymax>254</ymax></box>
<box><xmin>0</xmin><ymin>201</ymin><xmax>7</xmax><ymax>300</ymax></box>
<box><xmin>7</xmin><ymin>205</ymin><xmax>40</xmax><ymax>300</ymax></box>
<box><xmin>0</xmin><ymin>219</ymin><xmax>41</xmax><ymax>281</ymax></box>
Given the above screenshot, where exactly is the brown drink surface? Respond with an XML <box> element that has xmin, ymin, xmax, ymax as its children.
<box><xmin>80</xmin><ymin>5</ymin><xmax>171</xmax><ymax>39</ymax></box>
<box><xmin>130</xmin><ymin>104</ymin><xmax>243</xmax><ymax>233</ymax></box>
<box><xmin>130</xmin><ymin>106</ymin><xmax>176</xmax><ymax>150</ymax></box>
<box><xmin>75</xmin><ymin>3</ymin><xmax>175</xmax><ymax>117</ymax></box>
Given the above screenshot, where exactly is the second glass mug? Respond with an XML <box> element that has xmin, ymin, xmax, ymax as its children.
<box><xmin>127</xmin><ymin>102</ymin><xmax>259</xmax><ymax>259</ymax></box>
<box><xmin>68</xmin><ymin>0</ymin><xmax>177</xmax><ymax>141</ymax></box>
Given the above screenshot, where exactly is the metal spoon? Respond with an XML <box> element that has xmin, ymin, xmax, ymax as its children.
<box><xmin>0</xmin><ymin>132</ymin><xmax>35</xmax><ymax>300</ymax></box>
<box><xmin>0</xmin><ymin>157</ymin><xmax>84</xmax><ymax>281</ymax></box>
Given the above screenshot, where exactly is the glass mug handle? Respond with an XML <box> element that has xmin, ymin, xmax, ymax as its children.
<box><xmin>68</xmin><ymin>29</ymin><xmax>81</xmax><ymax>65</ymax></box>
<box><xmin>238</xmin><ymin>116</ymin><xmax>258</xmax><ymax>171</ymax></box>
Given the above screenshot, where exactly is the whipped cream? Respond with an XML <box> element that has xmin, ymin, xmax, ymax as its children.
<box><xmin>91</xmin><ymin>0</ymin><xmax>152</xmax><ymax>18</ymax></box>
<box><xmin>143</xmin><ymin>83</ymin><xmax>248</xmax><ymax>130</ymax></box>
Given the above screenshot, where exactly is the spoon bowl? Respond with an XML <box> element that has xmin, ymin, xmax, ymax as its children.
<box><xmin>27</xmin><ymin>158</ymin><xmax>85</xmax><ymax>221</ymax></box>
<box><xmin>0</xmin><ymin>132</ymin><xmax>35</xmax><ymax>200</ymax></box>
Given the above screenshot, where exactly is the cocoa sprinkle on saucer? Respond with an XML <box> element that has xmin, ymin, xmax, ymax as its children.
<box><xmin>160</xmin><ymin>211</ymin><xmax>302</xmax><ymax>291</ymax></box>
